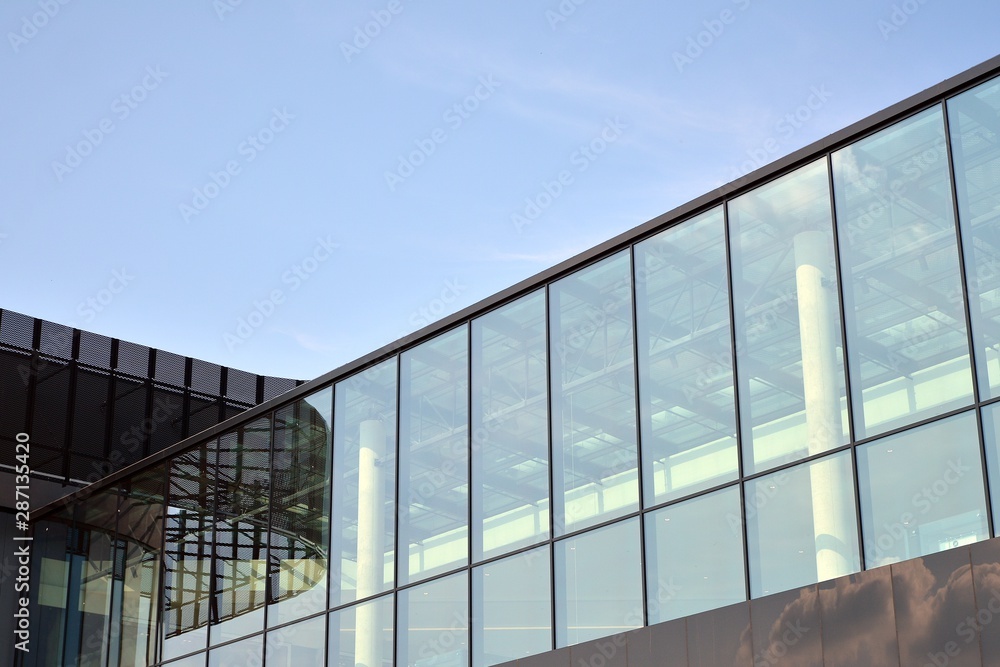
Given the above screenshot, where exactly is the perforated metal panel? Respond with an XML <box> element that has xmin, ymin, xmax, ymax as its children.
<box><xmin>70</xmin><ymin>369</ymin><xmax>110</xmax><ymax>455</ymax></box>
<box><xmin>187</xmin><ymin>394</ymin><xmax>221</xmax><ymax>439</ymax></box>
<box><xmin>0</xmin><ymin>308</ymin><xmax>299</xmax><ymax>490</ymax></box>
<box><xmin>31</xmin><ymin>358</ymin><xmax>71</xmax><ymax>454</ymax></box>
<box><xmin>154</xmin><ymin>350</ymin><xmax>186</xmax><ymax>386</ymax></box>
<box><xmin>149</xmin><ymin>386</ymin><xmax>185</xmax><ymax>455</ymax></box>
<box><xmin>39</xmin><ymin>320</ymin><xmax>73</xmax><ymax>359</ymax></box>
<box><xmin>116</xmin><ymin>340</ymin><xmax>150</xmax><ymax>378</ymax></box>
<box><xmin>226</xmin><ymin>368</ymin><xmax>256</xmax><ymax>403</ymax></box>
<box><xmin>78</xmin><ymin>330</ymin><xmax>113</xmax><ymax>369</ymax></box>
<box><xmin>0</xmin><ymin>310</ymin><xmax>33</xmax><ymax>349</ymax></box>
<box><xmin>0</xmin><ymin>348</ymin><xmax>29</xmax><ymax>437</ymax></box>
<box><xmin>263</xmin><ymin>376</ymin><xmax>297</xmax><ymax>401</ymax></box>
<box><xmin>191</xmin><ymin>359</ymin><xmax>221</xmax><ymax>395</ymax></box>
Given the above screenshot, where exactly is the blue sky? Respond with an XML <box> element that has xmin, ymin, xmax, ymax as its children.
<box><xmin>2</xmin><ymin>0</ymin><xmax>998</xmax><ymax>380</ymax></box>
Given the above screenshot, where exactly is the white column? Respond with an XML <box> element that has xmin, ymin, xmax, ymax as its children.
<box><xmin>794</xmin><ymin>230</ymin><xmax>852</xmax><ymax>581</ymax></box>
<box><xmin>355</xmin><ymin>419</ymin><xmax>386</xmax><ymax>667</ymax></box>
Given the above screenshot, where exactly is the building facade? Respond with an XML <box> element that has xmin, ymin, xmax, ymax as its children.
<box><xmin>18</xmin><ymin>54</ymin><xmax>1000</xmax><ymax>666</ymax></box>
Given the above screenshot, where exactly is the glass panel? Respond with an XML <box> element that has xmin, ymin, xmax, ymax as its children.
<box><xmin>729</xmin><ymin>158</ymin><xmax>850</xmax><ymax>474</ymax></box>
<box><xmin>834</xmin><ymin>106</ymin><xmax>974</xmax><ymax>438</ymax></box>
<box><xmin>554</xmin><ymin>518</ymin><xmax>642</xmax><ymax>647</ymax></box>
<box><xmin>472</xmin><ymin>546</ymin><xmax>552</xmax><ymax>667</ymax></box>
<box><xmin>635</xmin><ymin>206</ymin><xmax>738</xmax><ymax>504</ymax></box>
<box><xmin>746</xmin><ymin>451</ymin><xmax>859</xmax><ymax>597</ymax></box>
<box><xmin>399</xmin><ymin>327</ymin><xmax>469</xmax><ymax>585</ymax></box>
<box><xmin>472</xmin><ymin>289</ymin><xmax>549</xmax><ymax>561</ymax></box>
<box><xmin>949</xmin><ymin>77</ymin><xmax>1000</xmax><ymax>399</ymax></box>
<box><xmin>269</xmin><ymin>388</ymin><xmax>333</xmax><ymax>627</ymax></box>
<box><xmin>644</xmin><ymin>486</ymin><xmax>745</xmax><ymax>623</ymax></box>
<box><xmin>267</xmin><ymin>615</ymin><xmax>327</xmax><ymax>666</ymax></box>
<box><xmin>398</xmin><ymin>571</ymin><xmax>469</xmax><ymax>667</ymax></box>
<box><xmin>115</xmin><ymin>467</ymin><xmax>166</xmax><ymax>667</ymax></box>
<box><xmin>858</xmin><ymin>411</ymin><xmax>989</xmax><ymax>568</ymax></box>
<box><xmin>328</xmin><ymin>594</ymin><xmax>394</xmax><ymax>667</ymax></box>
<box><xmin>211</xmin><ymin>417</ymin><xmax>271</xmax><ymax>644</ymax></box>
<box><xmin>983</xmin><ymin>403</ymin><xmax>1000</xmax><ymax>535</ymax></box>
<box><xmin>27</xmin><ymin>515</ymin><xmax>72</xmax><ymax>667</ymax></box>
<box><xmin>331</xmin><ymin>359</ymin><xmax>397</xmax><ymax>606</ymax></box>
<box><xmin>207</xmin><ymin>634</ymin><xmax>261</xmax><ymax>667</ymax></box>
<box><xmin>549</xmin><ymin>251</ymin><xmax>639</xmax><ymax>535</ymax></box>
<box><xmin>163</xmin><ymin>443</ymin><xmax>215</xmax><ymax>662</ymax></box>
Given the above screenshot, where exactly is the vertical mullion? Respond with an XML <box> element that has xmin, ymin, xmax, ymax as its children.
<box><xmin>629</xmin><ymin>246</ymin><xmax>649</xmax><ymax>629</ymax></box>
<box><xmin>723</xmin><ymin>200</ymin><xmax>752</xmax><ymax>603</ymax></box>
<box><xmin>826</xmin><ymin>152</ymin><xmax>867</xmax><ymax>572</ymax></box>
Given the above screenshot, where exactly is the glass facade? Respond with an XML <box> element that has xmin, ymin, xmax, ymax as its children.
<box><xmin>24</xmin><ymin>62</ymin><xmax>1000</xmax><ymax>667</ymax></box>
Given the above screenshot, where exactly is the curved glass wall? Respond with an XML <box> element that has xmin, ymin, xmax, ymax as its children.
<box><xmin>25</xmin><ymin>65</ymin><xmax>1000</xmax><ymax>667</ymax></box>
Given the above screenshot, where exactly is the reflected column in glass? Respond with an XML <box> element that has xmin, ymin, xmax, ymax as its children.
<box><xmin>269</xmin><ymin>388</ymin><xmax>333</xmax><ymax>627</ymax></box>
<box><xmin>472</xmin><ymin>289</ymin><xmax>549</xmax><ymax>561</ymax></box>
<box><xmin>635</xmin><ymin>206</ymin><xmax>738</xmax><ymax>504</ymax></box>
<box><xmin>834</xmin><ymin>107</ymin><xmax>974</xmax><ymax>438</ymax></box>
<box><xmin>644</xmin><ymin>486</ymin><xmax>745</xmax><ymax>623</ymax></box>
<box><xmin>399</xmin><ymin>327</ymin><xmax>470</xmax><ymax>584</ymax></box>
<box><xmin>948</xmin><ymin>77</ymin><xmax>1000</xmax><ymax>399</ymax></box>
<box><xmin>211</xmin><ymin>417</ymin><xmax>272</xmax><ymax>644</ymax></box>
<box><xmin>858</xmin><ymin>411</ymin><xmax>988</xmax><ymax>568</ymax></box>
<box><xmin>163</xmin><ymin>442</ymin><xmax>215</xmax><ymax>662</ymax></box>
<box><xmin>728</xmin><ymin>158</ymin><xmax>849</xmax><ymax>474</ymax></box>
<box><xmin>554</xmin><ymin>518</ymin><xmax>642</xmax><ymax>647</ymax></box>
<box><xmin>473</xmin><ymin>546</ymin><xmax>552</xmax><ymax>667</ymax></box>
<box><xmin>331</xmin><ymin>359</ymin><xmax>398</xmax><ymax>606</ymax></box>
<box><xmin>398</xmin><ymin>572</ymin><xmax>469</xmax><ymax>667</ymax></box>
<box><xmin>549</xmin><ymin>251</ymin><xmax>639</xmax><ymax>535</ymax></box>
<box><xmin>746</xmin><ymin>451</ymin><xmax>860</xmax><ymax>597</ymax></box>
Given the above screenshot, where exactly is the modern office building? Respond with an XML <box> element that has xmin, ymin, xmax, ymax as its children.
<box><xmin>16</xmin><ymin>54</ymin><xmax>1000</xmax><ymax>666</ymax></box>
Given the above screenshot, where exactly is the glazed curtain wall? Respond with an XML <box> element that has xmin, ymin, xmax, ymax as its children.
<box><xmin>24</xmin><ymin>73</ymin><xmax>1000</xmax><ymax>667</ymax></box>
